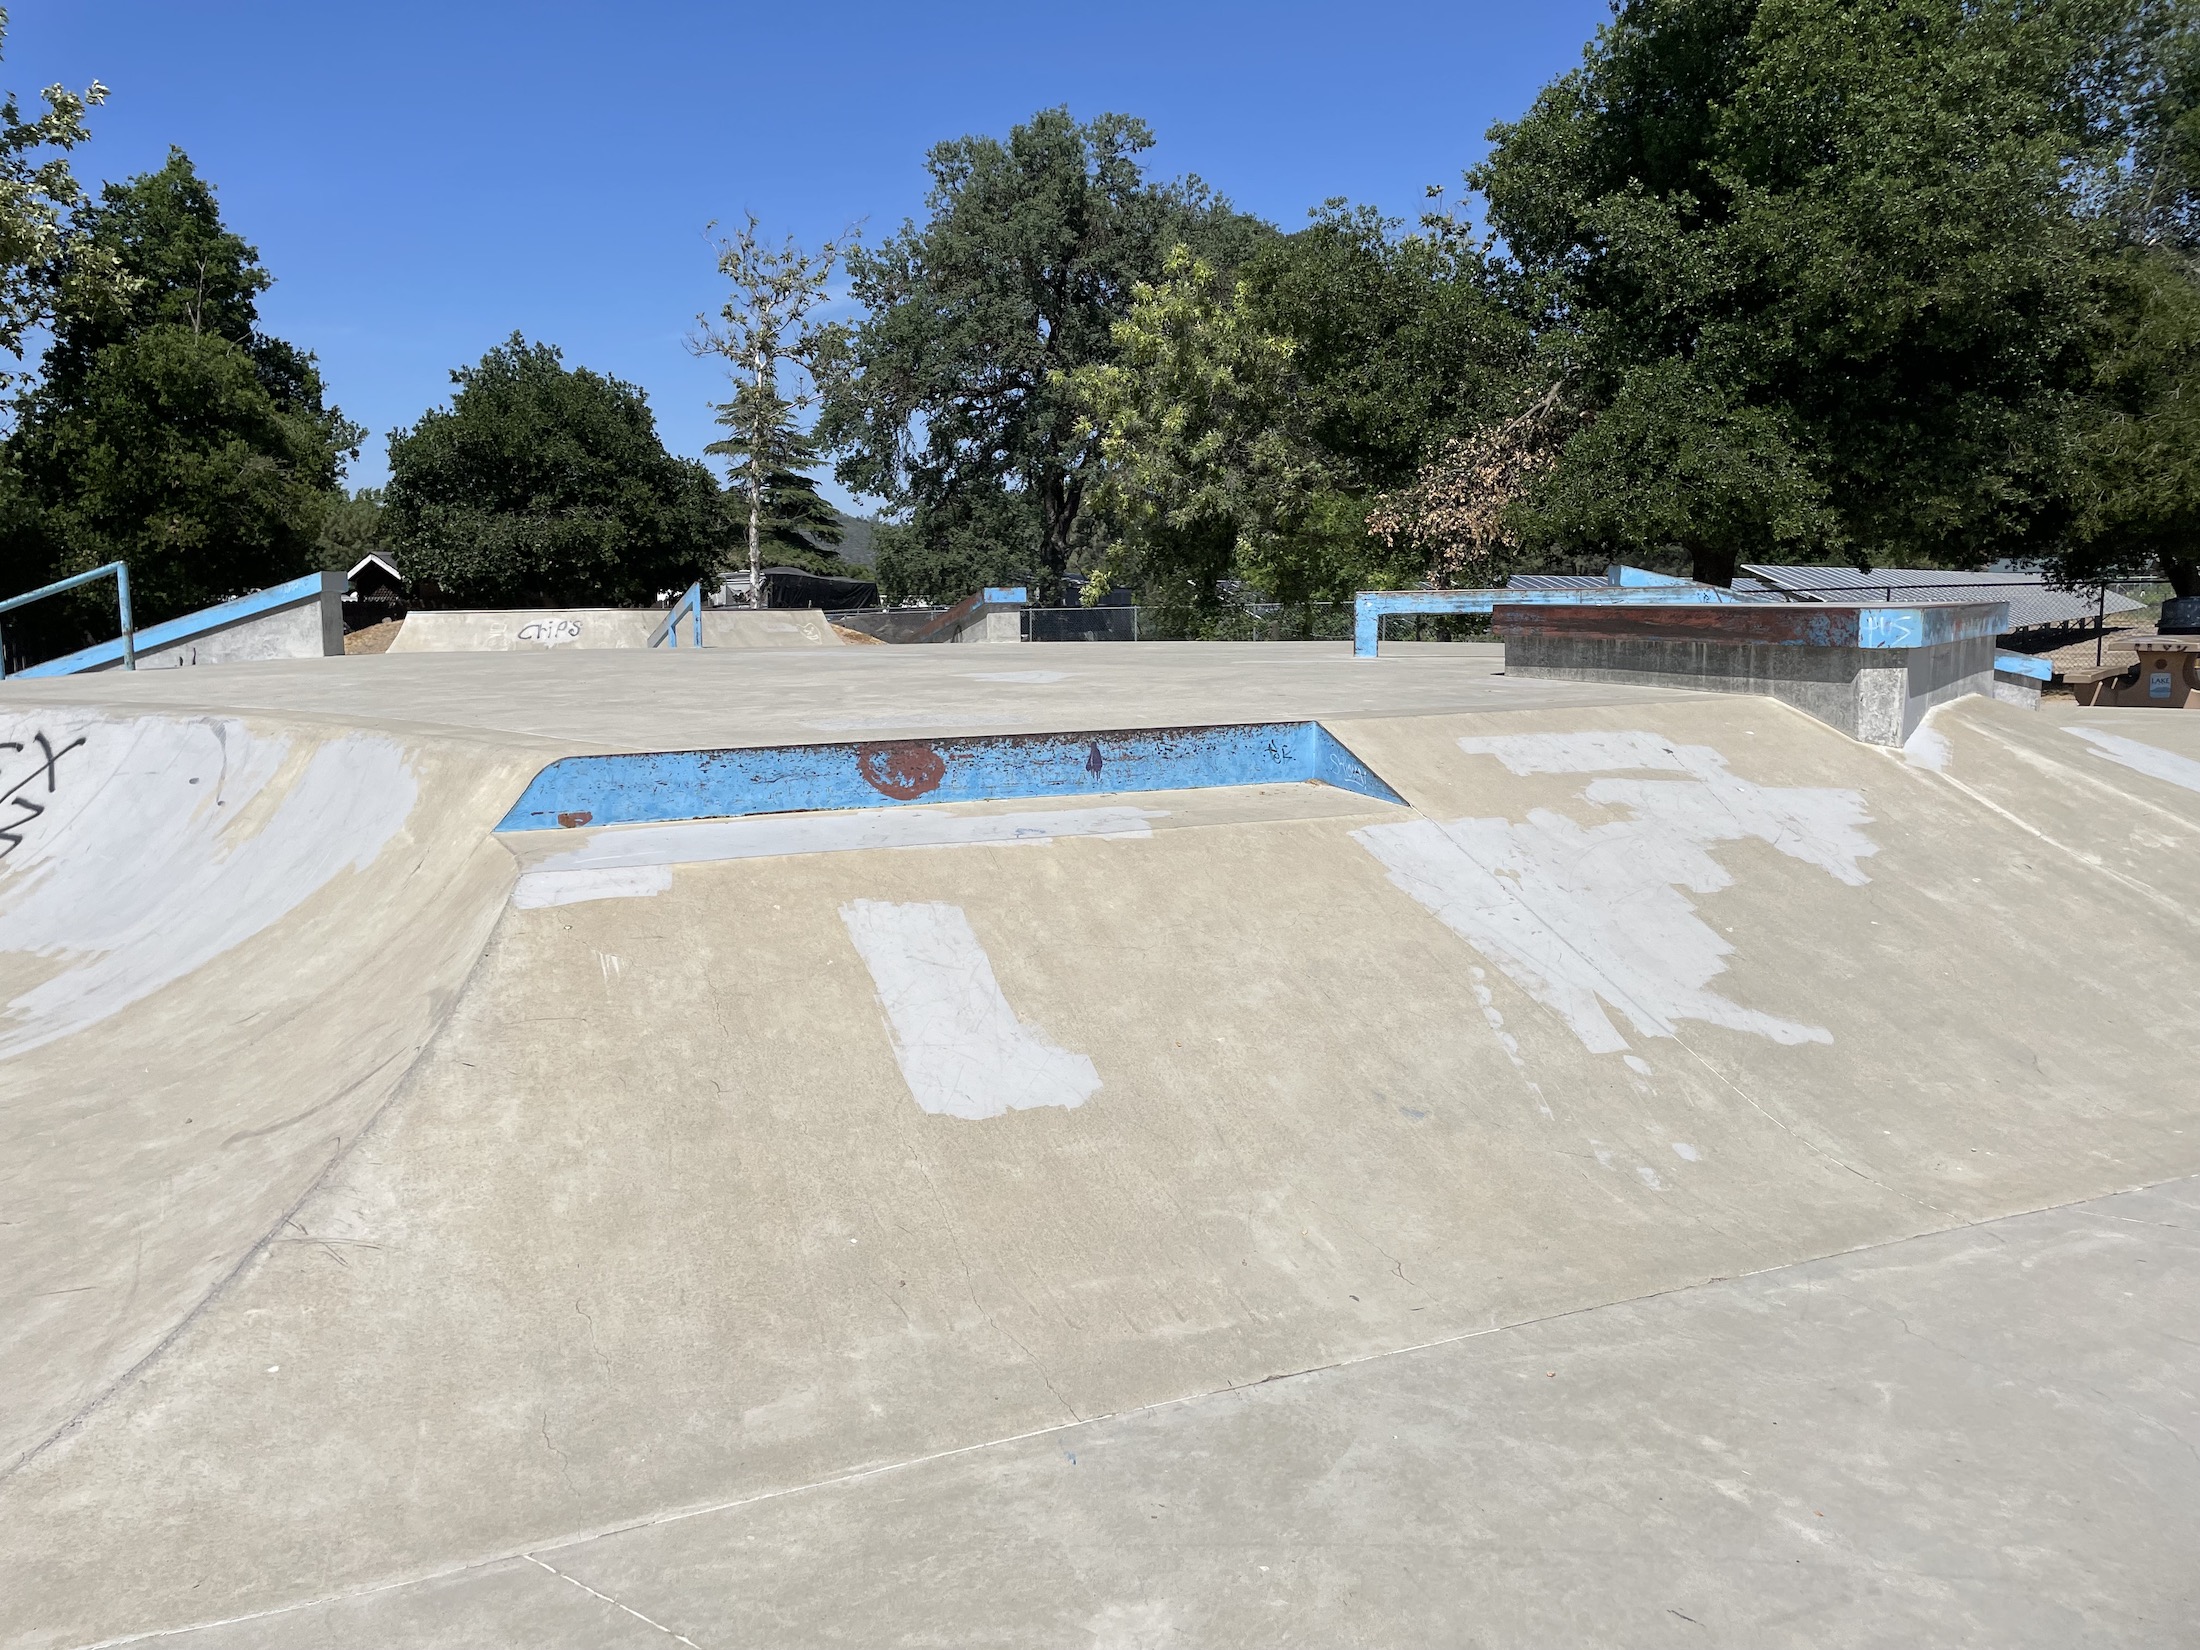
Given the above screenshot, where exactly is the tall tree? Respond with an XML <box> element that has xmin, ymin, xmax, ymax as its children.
<box><xmin>1</xmin><ymin>151</ymin><xmax>359</xmax><ymax>636</ymax></box>
<box><xmin>2052</xmin><ymin>1</ymin><xmax>2200</xmax><ymax>598</ymax></box>
<box><xmin>692</xmin><ymin>215</ymin><xmax>848</xmax><ymax>596</ymax></box>
<box><xmin>818</xmin><ymin>107</ymin><xmax>1267</xmax><ymax>602</ymax></box>
<box><xmin>1236</xmin><ymin>202</ymin><xmax>1529</xmax><ymax>496</ymax></box>
<box><xmin>1069</xmin><ymin>247</ymin><xmax>1327</xmax><ymax>610</ymax></box>
<box><xmin>0</xmin><ymin>9</ymin><xmax>111</xmax><ymax>406</ymax></box>
<box><xmin>383</xmin><ymin>334</ymin><xmax>722</xmax><ymax>607</ymax></box>
<box><xmin>1474</xmin><ymin>0</ymin><xmax>2120</xmax><ymax>582</ymax></box>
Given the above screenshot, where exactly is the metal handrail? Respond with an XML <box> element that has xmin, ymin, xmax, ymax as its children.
<box><xmin>647</xmin><ymin>582</ymin><xmax>704</xmax><ymax>649</ymax></box>
<box><xmin>0</xmin><ymin>562</ymin><xmax>134</xmax><ymax>678</ymax></box>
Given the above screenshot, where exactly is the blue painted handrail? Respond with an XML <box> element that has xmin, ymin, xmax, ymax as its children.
<box><xmin>649</xmin><ymin>582</ymin><xmax>705</xmax><ymax>649</ymax></box>
<box><xmin>0</xmin><ymin>562</ymin><xmax>134</xmax><ymax>677</ymax></box>
<box><xmin>11</xmin><ymin>571</ymin><xmax>335</xmax><ymax>678</ymax></box>
<box><xmin>1353</xmin><ymin>581</ymin><xmax>1748</xmax><ymax>657</ymax></box>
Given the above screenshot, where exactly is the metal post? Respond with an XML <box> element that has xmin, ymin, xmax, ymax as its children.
<box><xmin>2096</xmin><ymin>583</ymin><xmax>2107</xmax><ymax>668</ymax></box>
<box><xmin>116</xmin><ymin>562</ymin><xmax>135</xmax><ymax>670</ymax></box>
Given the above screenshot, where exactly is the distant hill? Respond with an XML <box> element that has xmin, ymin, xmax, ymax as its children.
<box><xmin>830</xmin><ymin>512</ymin><xmax>878</xmax><ymax>568</ymax></box>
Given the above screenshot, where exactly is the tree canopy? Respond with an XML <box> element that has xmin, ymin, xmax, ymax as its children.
<box><xmin>1472</xmin><ymin>0</ymin><xmax>2125</xmax><ymax>583</ymax></box>
<box><xmin>819</xmin><ymin>107</ymin><xmax>1267</xmax><ymax>603</ymax></box>
<box><xmin>383</xmin><ymin>334</ymin><xmax>723</xmax><ymax>607</ymax></box>
<box><xmin>1</xmin><ymin>150</ymin><xmax>358</xmax><ymax>636</ymax></box>
<box><xmin>694</xmin><ymin>216</ymin><xmax>850</xmax><ymax>591</ymax></box>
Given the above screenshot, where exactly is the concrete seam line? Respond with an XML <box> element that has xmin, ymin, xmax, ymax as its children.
<box><xmin>522</xmin><ymin>1556</ymin><xmax>705</xmax><ymax>1648</ymax></box>
<box><xmin>1876</xmin><ymin>742</ymin><xmax>2183</xmax><ymax>916</ymax></box>
<box><xmin>2</xmin><ymin>851</ymin><xmax>519</xmax><ymax>1486</ymax></box>
<box><xmin>65</xmin><ymin>1168</ymin><xmax>2193</xmax><ymax>1650</ymax></box>
<box><xmin>1967</xmin><ymin>718</ymin><xmax>2200</xmax><ymax>836</ymax></box>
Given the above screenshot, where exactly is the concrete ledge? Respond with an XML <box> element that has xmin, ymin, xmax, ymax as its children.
<box><xmin>1495</xmin><ymin>601</ymin><xmax>2008</xmax><ymax>746</ymax></box>
<box><xmin>390</xmin><ymin>608</ymin><xmax>842</xmax><ymax>651</ymax></box>
<box><xmin>18</xmin><ymin>572</ymin><xmax>342</xmax><ymax>677</ymax></box>
<box><xmin>1993</xmin><ymin>651</ymin><xmax>2051</xmax><ymax>709</ymax></box>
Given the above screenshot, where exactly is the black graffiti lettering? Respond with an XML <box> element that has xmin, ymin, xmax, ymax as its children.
<box><xmin>0</xmin><ymin>731</ymin><xmax>85</xmax><ymax>861</ymax></box>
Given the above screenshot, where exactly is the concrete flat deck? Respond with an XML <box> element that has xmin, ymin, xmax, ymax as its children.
<box><xmin>0</xmin><ymin>642</ymin><xmax>1659</xmax><ymax>751</ymax></box>
<box><xmin>1</xmin><ymin>645</ymin><xmax>2195</xmax><ymax>1648</ymax></box>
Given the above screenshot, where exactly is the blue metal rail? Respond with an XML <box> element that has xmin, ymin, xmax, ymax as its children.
<box><xmin>10</xmin><ymin>571</ymin><xmax>337</xmax><ymax>678</ymax></box>
<box><xmin>0</xmin><ymin>562</ymin><xmax>134</xmax><ymax>678</ymax></box>
<box><xmin>1353</xmin><ymin>573</ymin><xmax>1748</xmax><ymax>658</ymax></box>
<box><xmin>648</xmin><ymin>582</ymin><xmax>705</xmax><ymax>649</ymax></box>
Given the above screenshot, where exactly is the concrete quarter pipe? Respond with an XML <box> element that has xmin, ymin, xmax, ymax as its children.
<box><xmin>0</xmin><ymin>644</ymin><xmax>2195</xmax><ymax>1648</ymax></box>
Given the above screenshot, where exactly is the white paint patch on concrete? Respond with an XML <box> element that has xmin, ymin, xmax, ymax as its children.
<box><xmin>840</xmin><ymin>900</ymin><xmax>1099</xmax><ymax>1120</ymax></box>
<box><xmin>2066</xmin><ymin>727</ymin><xmax>2200</xmax><ymax>795</ymax></box>
<box><xmin>1354</xmin><ymin>732</ymin><xmax>1873</xmax><ymax>1055</ymax></box>
<box><xmin>964</xmin><ymin>670</ymin><xmax>1069</xmax><ymax>684</ymax></box>
<box><xmin>513</xmin><ymin>864</ymin><xmax>673</xmax><ymax>908</ymax></box>
<box><xmin>1636</xmin><ymin>1164</ymin><xmax>1666</xmax><ymax>1190</ymax></box>
<box><xmin>520</xmin><ymin>805</ymin><xmax>1161</xmax><ymax>892</ymax></box>
<box><xmin>1672</xmin><ymin>1142</ymin><xmax>1702</xmax><ymax>1161</ymax></box>
<box><xmin>0</xmin><ymin>714</ymin><xmax>416</xmax><ymax>1059</ymax></box>
<box><xmin>1624</xmin><ymin>1055</ymin><xmax>1653</xmax><ymax>1076</ymax></box>
<box><xmin>1903</xmin><ymin>713</ymin><xmax>1953</xmax><ymax>773</ymax></box>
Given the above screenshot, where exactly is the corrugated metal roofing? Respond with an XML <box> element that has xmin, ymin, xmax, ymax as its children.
<box><xmin>1500</xmin><ymin>567</ymin><xmax>2140</xmax><ymax>629</ymax></box>
<box><xmin>1741</xmin><ymin>566</ymin><xmax>2142</xmax><ymax>630</ymax></box>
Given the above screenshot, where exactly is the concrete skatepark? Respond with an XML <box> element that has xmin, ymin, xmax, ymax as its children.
<box><xmin>2</xmin><ymin>639</ymin><xmax>2197</xmax><ymax>1647</ymax></box>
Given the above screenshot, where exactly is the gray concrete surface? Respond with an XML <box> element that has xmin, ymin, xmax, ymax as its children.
<box><xmin>149</xmin><ymin>1175</ymin><xmax>2200</xmax><ymax>1650</ymax></box>
<box><xmin>1</xmin><ymin>647</ymin><xmax>2195</xmax><ymax>1648</ymax></box>
<box><xmin>0</xmin><ymin>642</ymin><xmax>1645</xmax><ymax>752</ymax></box>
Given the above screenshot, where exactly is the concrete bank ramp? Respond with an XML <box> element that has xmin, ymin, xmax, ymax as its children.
<box><xmin>390</xmin><ymin>608</ymin><xmax>842</xmax><ymax>652</ymax></box>
<box><xmin>0</xmin><ymin>708</ymin><xmax>538</xmax><ymax>1500</ymax></box>
<box><xmin>3</xmin><ymin>690</ymin><xmax>2196</xmax><ymax>1646</ymax></box>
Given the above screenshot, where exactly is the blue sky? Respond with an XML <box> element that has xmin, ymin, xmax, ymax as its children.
<box><xmin>10</xmin><ymin>0</ymin><xmax>1610</xmax><ymax>510</ymax></box>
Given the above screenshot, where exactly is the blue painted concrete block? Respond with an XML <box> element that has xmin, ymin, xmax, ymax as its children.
<box><xmin>496</xmin><ymin>720</ymin><xmax>1405</xmax><ymax>832</ymax></box>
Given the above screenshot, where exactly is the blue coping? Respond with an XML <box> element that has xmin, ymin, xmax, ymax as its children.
<box><xmin>982</xmin><ymin>586</ymin><xmax>1029</xmax><ymax>605</ymax></box>
<box><xmin>1352</xmin><ymin>583</ymin><xmax>1749</xmax><ymax>657</ymax></box>
<box><xmin>1849</xmin><ymin>603</ymin><xmax>2009</xmax><ymax>648</ymax></box>
<box><xmin>1995</xmin><ymin>651</ymin><xmax>2053</xmax><ymax>681</ymax></box>
<box><xmin>1606</xmin><ymin>564</ymin><xmax>1696</xmax><ymax>587</ymax></box>
<box><xmin>15</xmin><ymin>572</ymin><xmax>327</xmax><ymax>678</ymax></box>
<box><xmin>494</xmin><ymin>720</ymin><xmax>1405</xmax><ymax>832</ymax></box>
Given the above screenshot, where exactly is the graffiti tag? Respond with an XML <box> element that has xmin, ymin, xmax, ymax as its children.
<box><xmin>517</xmin><ymin>618</ymin><xmax>584</xmax><ymax>646</ymax></box>
<box><xmin>0</xmin><ymin>731</ymin><xmax>86</xmax><ymax>861</ymax></box>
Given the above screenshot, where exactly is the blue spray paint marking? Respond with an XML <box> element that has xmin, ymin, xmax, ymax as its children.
<box><xmin>495</xmin><ymin>720</ymin><xmax>1406</xmax><ymax>832</ymax></box>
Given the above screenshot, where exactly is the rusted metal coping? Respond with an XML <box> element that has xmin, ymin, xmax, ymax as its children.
<box><xmin>494</xmin><ymin>721</ymin><xmax>1406</xmax><ymax>833</ymax></box>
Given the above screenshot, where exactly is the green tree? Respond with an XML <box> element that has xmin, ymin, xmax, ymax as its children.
<box><xmin>1236</xmin><ymin>201</ymin><xmax>1529</xmax><ymax>495</ymax></box>
<box><xmin>819</xmin><ymin>107</ymin><xmax>1268</xmax><ymax>602</ymax></box>
<box><xmin>693</xmin><ymin>215</ymin><xmax>849</xmax><ymax>593</ymax></box>
<box><xmin>1474</xmin><ymin>0</ymin><xmax>2121</xmax><ymax>580</ymax></box>
<box><xmin>383</xmin><ymin>334</ymin><xmax>722</xmax><ymax>607</ymax></box>
<box><xmin>1</xmin><ymin>151</ymin><xmax>359</xmax><ymax>635</ymax></box>
<box><xmin>1069</xmin><ymin>247</ymin><xmax>1330</xmax><ymax>608</ymax></box>
<box><xmin>314</xmin><ymin>486</ymin><xmax>385</xmax><ymax>573</ymax></box>
<box><xmin>1515</xmin><ymin>360</ymin><xmax>1837</xmax><ymax>582</ymax></box>
<box><xmin>2052</xmin><ymin>5</ymin><xmax>2200</xmax><ymax>597</ymax></box>
<box><xmin>0</xmin><ymin>9</ymin><xmax>111</xmax><ymax>405</ymax></box>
